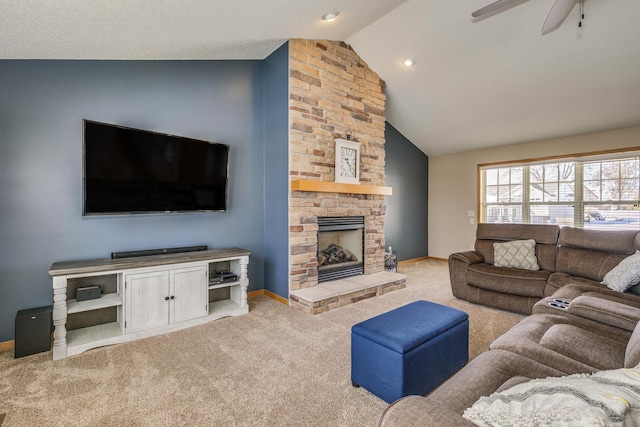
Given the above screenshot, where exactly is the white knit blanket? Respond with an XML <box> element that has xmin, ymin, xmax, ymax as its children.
<box><xmin>464</xmin><ymin>367</ymin><xmax>640</xmax><ymax>426</ymax></box>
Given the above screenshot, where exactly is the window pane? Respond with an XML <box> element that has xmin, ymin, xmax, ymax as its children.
<box><xmin>530</xmin><ymin>182</ymin><xmax>543</xmax><ymax>202</ymax></box>
<box><xmin>621</xmin><ymin>159</ymin><xmax>639</xmax><ymax>178</ymax></box>
<box><xmin>558</xmin><ymin>162</ymin><xmax>575</xmax><ymax>181</ymax></box>
<box><xmin>485</xmin><ymin>185</ymin><xmax>498</xmax><ymax>203</ymax></box>
<box><xmin>530</xmin><ymin>204</ymin><xmax>574</xmax><ymax>226</ymax></box>
<box><xmin>498</xmin><ymin>185</ymin><xmax>510</xmax><ymax>202</ymax></box>
<box><xmin>621</xmin><ymin>179</ymin><xmax>639</xmax><ymax>200</ymax></box>
<box><xmin>584</xmin><ymin>180</ymin><xmax>601</xmax><ymax>201</ymax></box>
<box><xmin>530</xmin><ymin>165</ymin><xmax>543</xmax><ymax>183</ymax></box>
<box><xmin>511</xmin><ymin>167</ymin><xmax>523</xmax><ymax>184</ymax></box>
<box><xmin>543</xmin><ymin>183</ymin><xmax>558</xmax><ymax>202</ymax></box>
<box><xmin>601</xmin><ymin>161</ymin><xmax>620</xmax><ymax>180</ymax></box>
<box><xmin>584</xmin><ymin>204</ymin><xmax>640</xmax><ymax>230</ymax></box>
<box><xmin>545</xmin><ymin>164</ymin><xmax>559</xmax><ymax>181</ymax></box>
<box><xmin>484</xmin><ymin>205</ymin><xmax>522</xmax><ymax>223</ymax></box>
<box><xmin>559</xmin><ymin>182</ymin><xmax>574</xmax><ymax>202</ymax></box>
<box><xmin>498</xmin><ymin>168</ymin><xmax>511</xmax><ymax>184</ymax></box>
<box><xmin>511</xmin><ymin>184</ymin><xmax>523</xmax><ymax>202</ymax></box>
<box><xmin>485</xmin><ymin>169</ymin><xmax>497</xmax><ymax>185</ymax></box>
<box><xmin>584</xmin><ymin>163</ymin><xmax>601</xmax><ymax>180</ymax></box>
<box><xmin>602</xmin><ymin>179</ymin><xmax>620</xmax><ymax>201</ymax></box>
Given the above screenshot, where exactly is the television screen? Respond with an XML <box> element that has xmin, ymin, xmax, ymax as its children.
<box><xmin>83</xmin><ymin>120</ymin><xmax>229</xmax><ymax>215</ymax></box>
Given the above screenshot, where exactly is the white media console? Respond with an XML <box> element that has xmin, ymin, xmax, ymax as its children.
<box><xmin>49</xmin><ymin>248</ymin><xmax>250</xmax><ymax>360</ymax></box>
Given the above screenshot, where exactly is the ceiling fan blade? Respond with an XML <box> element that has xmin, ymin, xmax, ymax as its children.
<box><xmin>472</xmin><ymin>0</ymin><xmax>522</xmax><ymax>18</ymax></box>
<box><xmin>542</xmin><ymin>0</ymin><xmax>578</xmax><ymax>34</ymax></box>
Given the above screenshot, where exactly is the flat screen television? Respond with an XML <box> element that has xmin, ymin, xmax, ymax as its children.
<box><xmin>83</xmin><ymin>120</ymin><xmax>229</xmax><ymax>215</ymax></box>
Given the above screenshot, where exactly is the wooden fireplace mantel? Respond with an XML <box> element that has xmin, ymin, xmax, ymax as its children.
<box><xmin>291</xmin><ymin>179</ymin><xmax>392</xmax><ymax>196</ymax></box>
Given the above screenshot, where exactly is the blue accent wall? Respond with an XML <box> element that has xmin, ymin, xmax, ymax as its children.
<box><xmin>385</xmin><ymin>122</ymin><xmax>429</xmax><ymax>261</ymax></box>
<box><xmin>262</xmin><ymin>42</ymin><xmax>290</xmax><ymax>298</ymax></box>
<box><xmin>0</xmin><ymin>57</ymin><xmax>426</xmax><ymax>343</ymax></box>
<box><xmin>0</xmin><ymin>60</ymin><xmax>265</xmax><ymax>342</ymax></box>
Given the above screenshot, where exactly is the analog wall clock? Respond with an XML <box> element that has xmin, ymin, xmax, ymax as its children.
<box><xmin>335</xmin><ymin>138</ymin><xmax>360</xmax><ymax>185</ymax></box>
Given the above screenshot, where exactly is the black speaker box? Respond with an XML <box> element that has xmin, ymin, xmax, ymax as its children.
<box><xmin>111</xmin><ymin>245</ymin><xmax>208</xmax><ymax>259</ymax></box>
<box><xmin>15</xmin><ymin>305</ymin><xmax>52</xmax><ymax>358</ymax></box>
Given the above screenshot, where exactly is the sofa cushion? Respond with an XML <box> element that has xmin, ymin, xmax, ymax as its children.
<box><xmin>555</xmin><ymin>227</ymin><xmax>639</xmax><ymax>282</ymax></box>
<box><xmin>490</xmin><ymin>314</ymin><xmax>620</xmax><ymax>374</ymax></box>
<box><xmin>539</xmin><ymin>324</ymin><xmax>626</xmax><ymax>370</ymax></box>
<box><xmin>476</xmin><ymin>223</ymin><xmax>559</xmax><ymax>244</ymax></box>
<box><xmin>475</xmin><ymin>223</ymin><xmax>559</xmax><ymax>272</ymax></box>
<box><xmin>423</xmin><ymin>349</ymin><xmax>564</xmax><ymax>416</ymax></box>
<box><xmin>545</xmin><ymin>272</ymin><xmax>607</xmax><ymax>296</ymax></box>
<box><xmin>602</xmin><ymin>250</ymin><xmax>640</xmax><ymax>292</ymax></box>
<box><xmin>567</xmin><ymin>294</ymin><xmax>640</xmax><ymax>332</ymax></box>
<box><xmin>558</xmin><ymin>227</ymin><xmax>639</xmax><ymax>254</ymax></box>
<box><xmin>464</xmin><ymin>367</ymin><xmax>640</xmax><ymax>426</ymax></box>
<box><xmin>493</xmin><ymin>239</ymin><xmax>540</xmax><ymax>270</ymax></box>
<box><xmin>547</xmin><ymin>279</ymin><xmax>640</xmax><ymax>308</ymax></box>
<box><xmin>467</xmin><ymin>264</ymin><xmax>549</xmax><ymax>298</ymax></box>
<box><xmin>555</xmin><ymin>247</ymin><xmax>629</xmax><ymax>282</ymax></box>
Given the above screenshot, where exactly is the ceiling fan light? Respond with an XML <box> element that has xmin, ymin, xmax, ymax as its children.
<box><xmin>322</xmin><ymin>12</ymin><xmax>339</xmax><ymax>22</ymax></box>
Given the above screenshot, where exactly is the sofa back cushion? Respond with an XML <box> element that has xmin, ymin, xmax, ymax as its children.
<box><xmin>475</xmin><ymin>224</ymin><xmax>559</xmax><ymax>272</ymax></box>
<box><xmin>556</xmin><ymin>227</ymin><xmax>640</xmax><ymax>282</ymax></box>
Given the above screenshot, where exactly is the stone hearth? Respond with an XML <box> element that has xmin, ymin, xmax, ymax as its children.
<box><xmin>289</xmin><ymin>271</ymin><xmax>406</xmax><ymax>314</ymax></box>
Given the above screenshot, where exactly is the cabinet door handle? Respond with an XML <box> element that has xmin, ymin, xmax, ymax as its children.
<box><xmin>165</xmin><ymin>296</ymin><xmax>170</xmax><ymax>301</ymax></box>
<box><xmin>170</xmin><ymin>295</ymin><xmax>175</xmax><ymax>300</ymax></box>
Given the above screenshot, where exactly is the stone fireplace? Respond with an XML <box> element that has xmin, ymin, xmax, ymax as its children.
<box><xmin>287</xmin><ymin>39</ymin><xmax>405</xmax><ymax>314</ymax></box>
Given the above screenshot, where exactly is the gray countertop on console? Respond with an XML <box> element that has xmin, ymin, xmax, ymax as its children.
<box><xmin>50</xmin><ymin>248</ymin><xmax>251</xmax><ymax>276</ymax></box>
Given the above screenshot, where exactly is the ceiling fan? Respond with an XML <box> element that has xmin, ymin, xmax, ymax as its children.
<box><xmin>472</xmin><ymin>0</ymin><xmax>583</xmax><ymax>35</ymax></box>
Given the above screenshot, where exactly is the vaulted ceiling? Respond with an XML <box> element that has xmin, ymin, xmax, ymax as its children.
<box><xmin>2</xmin><ymin>0</ymin><xmax>639</xmax><ymax>156</ymax></box>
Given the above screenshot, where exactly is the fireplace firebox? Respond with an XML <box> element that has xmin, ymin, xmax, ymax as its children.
<box><xmin>317</xmin><ymin>216</ymin><xmax>365</xmax><ymax>282</ymax></box>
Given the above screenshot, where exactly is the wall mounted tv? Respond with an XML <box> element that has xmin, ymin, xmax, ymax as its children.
<box><xmin>83</xmin><ymin>120</ymin><xmax>229</xmax><ymax>215</ymax></box>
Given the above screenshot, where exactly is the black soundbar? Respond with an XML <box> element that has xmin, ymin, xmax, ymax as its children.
<box><xmin>111</xmin><ymin>245</ymin><xmax>208</xmax><ymax>259</ymax></box>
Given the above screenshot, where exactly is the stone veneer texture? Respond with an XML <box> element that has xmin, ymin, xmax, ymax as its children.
<box><xmin>288</xmin><ymin>39</ymin><xmax>387</xmax><ymax>293</ymax></box>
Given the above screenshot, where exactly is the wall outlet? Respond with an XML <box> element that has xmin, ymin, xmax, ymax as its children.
<box><xmin>469</xmin><ymin>218</ymin><xmax>475</xmax><ymax>225</ymax></box>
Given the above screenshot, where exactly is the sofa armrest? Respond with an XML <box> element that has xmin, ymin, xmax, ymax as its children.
<box><xmin>449</xmin><ymin>250</ymin><xmax>484</xmax><ymax>265</ymax></box>
<box><xmin>568</xmin><ymin>295</ymin><xmax>640</xmax><ymax>332</ymax></box>
<box><xmin>379</xmin><ymin>396</ymin><xmax>476</xmax><ymax>427</ymax></box>
<box><xmin>448</xmin><ymin>251</ymin><xmax>484</xmax><ymax>300</ymax></box>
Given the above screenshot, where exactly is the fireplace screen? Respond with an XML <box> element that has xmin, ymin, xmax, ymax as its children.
<box><xmin>317</xmin><ymin>216</ymin><xmax>364</xmax><ymax>282</ymax></box>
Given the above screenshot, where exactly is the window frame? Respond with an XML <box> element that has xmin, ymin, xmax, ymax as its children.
<box><xmin>478</xmin><ymin>147</ymin><xmax>640</xmax><ymax>230</ymax></box>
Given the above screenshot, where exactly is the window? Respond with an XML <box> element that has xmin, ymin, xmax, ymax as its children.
<box><xmin>480</xmin><ymin>152</ymin><xmax>640</xmax><ymax>230</ymax></box>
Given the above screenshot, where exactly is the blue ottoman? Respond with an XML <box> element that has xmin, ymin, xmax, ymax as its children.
<box><xmin>351</xmin><ymin>300</ymin><xmax>468</xmax><ymax>403</ymax></box>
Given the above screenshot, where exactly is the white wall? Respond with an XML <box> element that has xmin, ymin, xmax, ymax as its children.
<box><xmin>429</xmin><ymin>125</ymin><xmax>640</xmax><ymax>259</ymax></box>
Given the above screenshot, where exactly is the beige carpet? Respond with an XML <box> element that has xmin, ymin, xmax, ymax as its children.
<box><xmin>0</xmin><ymin>259</ymin><xmax>523</xmax><ymax>426</ymax></box>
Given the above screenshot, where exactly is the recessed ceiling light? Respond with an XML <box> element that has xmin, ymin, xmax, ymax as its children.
<box><xmin>401</xmin><ymin>57</ymin><xmax>416</xmax><ymax>67</ymax></box>
<box><xmin>322</xmin><ymin>12</ymin><xmax>339</xmax><ymax>22</ymax></box>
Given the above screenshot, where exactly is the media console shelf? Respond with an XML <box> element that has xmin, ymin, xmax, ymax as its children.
<box><xmin>50</xmin><ymin>248</ymin><xmax>250</xmax><ymax>360</ymax></box>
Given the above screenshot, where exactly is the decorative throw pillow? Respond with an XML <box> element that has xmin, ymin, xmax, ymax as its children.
<box><xmin>463</xmin><ymin>367</ymin><xmax>640</xmax><ymax>427</ymax></box>
<box><xmin>601</xmin><ymin>250</ymin><xmax>640</xmax><ymax>292</ymax></box>
<box><xmin>493</xmin><ymin>239</ymin><xmax>539</xmax><ymax>271</ymax></box>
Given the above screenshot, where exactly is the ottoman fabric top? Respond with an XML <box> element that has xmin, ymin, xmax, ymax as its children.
<box><xmin>351</xmin><ymin>300</ymin><xmax>468</xmax><ymax>353</ymax></box>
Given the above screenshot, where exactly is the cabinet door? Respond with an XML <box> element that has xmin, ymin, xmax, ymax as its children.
<box><xmin>126</xmin><ymin>270</ymin><xmax>170</xmax><ymax>333</ymax></box>
<box><xmin>170</xmin><ymin>265</ymin><xmax>208</xmax><ymax>324</ymax></box>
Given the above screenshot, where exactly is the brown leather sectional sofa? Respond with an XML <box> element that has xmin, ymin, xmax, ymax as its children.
<box><xmin>379</xmin><ymin>224</ymin><xmax>640</xmax><ymax>426</ymax></box>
